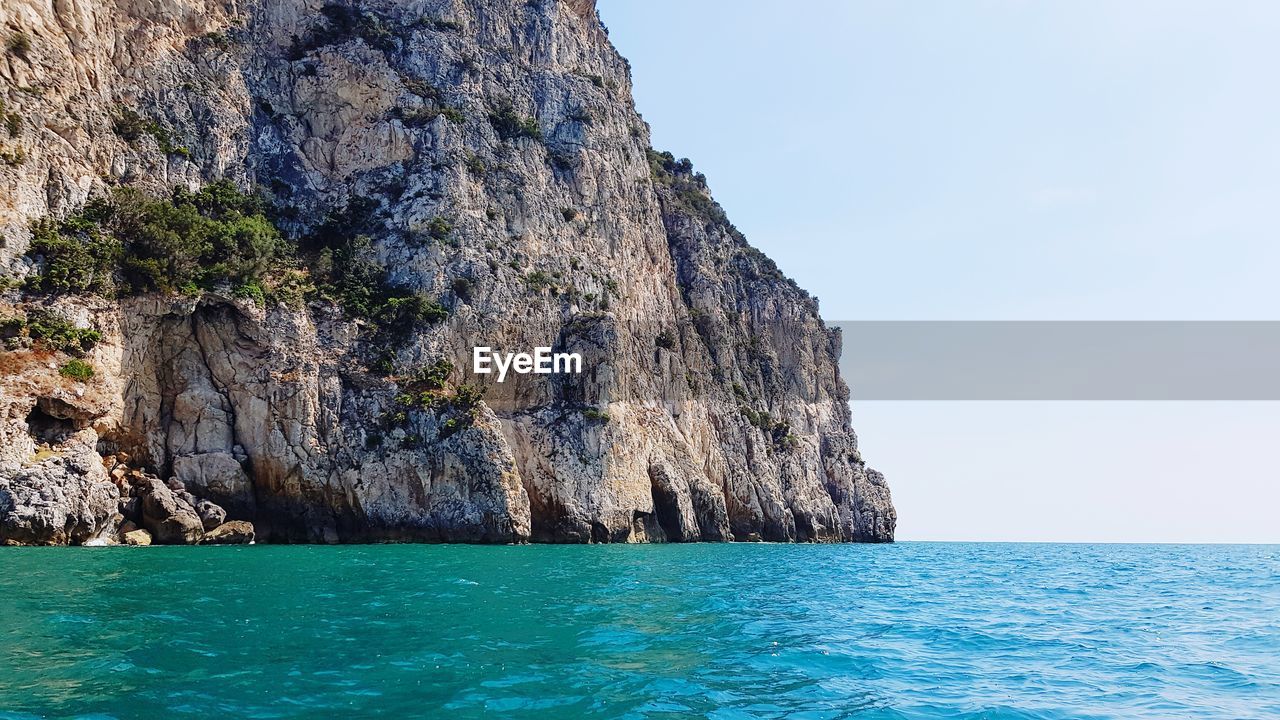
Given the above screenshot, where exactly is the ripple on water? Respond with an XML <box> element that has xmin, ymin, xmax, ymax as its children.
<box><xmin>0</xmin><ymin>543</ymin><xmax>1278</xmax><ymax>719</ymax></box>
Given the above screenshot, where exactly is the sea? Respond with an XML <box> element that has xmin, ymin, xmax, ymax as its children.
<box><xmin>1</xmin><ymin>542</ymin><xmax>1277</xmax><ymax>719</ymax></box>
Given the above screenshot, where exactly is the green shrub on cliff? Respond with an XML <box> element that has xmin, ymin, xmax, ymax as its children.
<box><xmin>58</xmin><ymin>359</ymin><xmax>96</xmax><ymax>381</ymax></box>
<box><xmin>111</xmin><ymin>106</ymin><xmax>190</xmax><ymax>157</ymax></box>
<box><xmin>488</xmin><ymin>103</ymin><xmax>542</xmax><ymax>142</ymax></box>
<box><xmin>26</xmin><ymin>311</ymin><xmax>102</xmax><ymax>356</ymax></box>
<box><xmin>26</xmin><ymin>209</ymin><xmax>122</xmax><ymax>295</ymax></box>
<box><xmin>409</xmin><ymin>359</ymin><xmax>454</xmax><ymax>390</ymax></box>
<box><xmin>7</xmin><ymin>32</ymin><xmax>32</xmax><ymax>60</ymax></box>
<box><xmin>26</xmin><ymin>182</ymin><xmax>449</xmax><ymax>350</ymax></box>
<box><xmin>291</xmin><ymin>3</ymin><xmax>397</xmax><ymax>56</ymax></box>
<box><xmin>304</xmin><ymin>202</ymin><xmax>448</xmax><ymax>332</ymax></box>
<box><xmin>392</xmin><ymin>105</ymin><xmax>464</xmax><ymax>127</ymax></box>
<box><xmin>646</xmin><ymin>149</ymin><xmax>727</xmax><ymax>225</ymax></box>
<box><xmin>1</xmin><ymin>99</ymin><xmax>21</xmax><ymax>138</ymax></box>
<box><xmin>25</xmin><ymin>181</ymin><xmax>289</xmax><ymax>297</ymax></box>
<box><xmin>112</xmin><ymin>184</ymin><xmax>286</xmax><ymax>293</ymax></box>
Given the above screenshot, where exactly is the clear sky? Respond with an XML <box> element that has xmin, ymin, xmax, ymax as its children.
<box><xmin>598</xmin><ymin>1</ymin><xmax>1280</xmax><ymax>542</ymax></box>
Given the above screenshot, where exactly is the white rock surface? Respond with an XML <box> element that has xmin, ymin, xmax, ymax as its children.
<box><xmin>0</xmin><ymin>0</ymin><xmax>894</xmax><ymax>544</ymax></box>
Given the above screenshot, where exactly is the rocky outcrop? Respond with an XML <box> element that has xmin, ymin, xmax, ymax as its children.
<box><xmin>138</xmin><ymin>477</ymin><xmax>205</xmax><ymax>544</ymax></box>
<box><xmin>201</xmin><ymin>520</ymin><xmax>255</xmax><ymax>545</ymax></box>
<box><xmin>122</xmin><ymin>527</ymin><xmax>152</xmax><ymax>546</ymax></box>
<box><xmin>0</xmin><ymin>429</ymin><xmax>118</xmax><ymax>545</ymax></box>
<box><xmin>0</xmin><ymin>0</ymin><xmax>895</xmax><ymax>545</ymax></box>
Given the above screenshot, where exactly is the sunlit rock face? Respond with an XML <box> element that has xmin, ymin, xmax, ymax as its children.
<box><xmin>0</xmin><ymin>0</ymin><xmax>894</xmax><ymax>544</ymax></box>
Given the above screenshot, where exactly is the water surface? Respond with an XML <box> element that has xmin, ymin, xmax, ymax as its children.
<box><xmin>1</xmin><ymin>543</ymin><xmax>1277</xmax><ymax>718</ymax></box>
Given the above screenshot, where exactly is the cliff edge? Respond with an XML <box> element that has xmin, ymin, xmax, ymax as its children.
<box><xmin>0</xmin><ymin>0</ymin><xmax>894</xmax><ymax>544</ymax></box>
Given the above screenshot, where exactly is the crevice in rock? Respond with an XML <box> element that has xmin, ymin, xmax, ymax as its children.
<box><xmin>188</xmin><ymin>305</ymin><xmax>256</xmax><ymax>498</ymax></box>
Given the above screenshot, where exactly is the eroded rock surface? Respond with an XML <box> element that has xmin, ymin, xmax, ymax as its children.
<box><xmin>201</xmin><ymin>520</ymin><xmax>256</xmax><ymax>545</ymax></box>
<box><xmin>0</xmin><ymin>430</ymin><xmax>118</xmax><ymax>546</ymax></box>
<box><xmin>139</xmin><ymin>477</ymin><xmax>206</xmax><ymax>545</ymax></box>
<box><xmin>0</xmin><ymin>0</ymin><xmax>895</xmax><ymax>544</ymax></box>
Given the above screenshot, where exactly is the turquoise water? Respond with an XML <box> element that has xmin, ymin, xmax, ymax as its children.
<box><xmin>1</xmin><ymin>543</ymin><xmax>1278</xmax><ymax>719</ymax></box>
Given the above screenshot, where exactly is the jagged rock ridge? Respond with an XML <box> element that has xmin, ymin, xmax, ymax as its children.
<box><xmin>0</xmin><ymin>0</ymin><xmax>895</xmax><ymax>544</ymax></box>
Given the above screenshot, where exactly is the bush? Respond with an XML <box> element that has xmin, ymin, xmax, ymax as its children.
<box><xmin>409</xmin><ymin>359</ymin><xmax>454</xmax><ymax>390</ymax></box>
<box><xmin>392</xmin><ymin>106</ymin><xmax>463</xmax><ymax>127</ymax></box>
<box><xmin>739</xmin><ymin>404</ymin><xmax>796</xmax><ymax>449</ymax></box>
<box><xmin>524</xmin><ymin>270</ymin><xmax>554</xmax><ymax>292</ymax></box>
<box><xmin>655</xmin><ymin>329</ymin><xmax>675</xmax><ymax>349</ymax></box>
<box><xmin>426</xmin><ymin>217</ymin><xmax>453</xmax><ymax>241</ymax></box>
<box><xmin>59</xmin><ymin>359</ymin><xmax>96</xmax><ymax>381</ymax></box>
<box><xmin>1</xmin><ymin>100</ymin><xmax>20</xmax><ymax>138</ymax></box>
<box><xmin>0</xmin><ymin>316</ymin><xmax>26</xmax><ymax>338</ymax></box>
<box><xmin>200</xmin><ymin>31</ymin><xmax>231</xmax><ymax>49</ymax></box>
<box><xmin>403</xmin><ymin>79</ymin><xmax>441</xmax><ymax>101</ymax></box>
<box><xmin>389</xmin><ymin>376</ymin><xmax>484</xmax><ymax>441</ymax></box>
<box><xmin>450</xmin><ymin>276</ymin><xmax>473</xmax><ymax>302</ymax></box>
<box><xmin>111</xmin><ymin>106</ymin><xmax>149</xmax><ymax>142</ymax></box>
<box><xmin>26</xmin><ymin>213</ymin><xmax>121</xmax><ymax>296</ymax></box>
<box><xmin>381</xmin><ymin>293</ymin><xmax>447</xmax><ymax>327</ymax></box>
<box><xmin>112</xmin><ymin>106</ymin><xmax>188</xmax><ymax>156</ymax></box>
<box><xmin>293</xmin><ymin>3</ymin><xmax>397</xmax><ymax>55</ymax></box>
<box><xmin>26</xmin><ymin>311</ymin><xmax>101</xmax><ymax>356</ymax></box>
<box><xmin>7</xmin><ymin>32</ymin><xmax>31</xmax><ymax>60</ymax></box>
<box><xmin>488</xmin><ymin>103</ymin><xmax>541</xmax><ymax>142</ymax></box>
<box><xmin>25</xmin><ymin>181</ymin><xmax>290</xmax><ymax>297</ymax></box>
<box><xmin>419</xmin><ymin>17</ymin><xmax>462</xmax><ymax>32</ymax></box>
<box><xmin>452</xmin><ymin>383</ymin><xmax>484</xmax><ymax>412</ymax></box>
<box><xmin>0</xmin><ymin>147</ymin><xmax>24</xmax><ymax>166</ymax></box>
<box><xmin>111</xmin><ymin>182</ymin><xmax>287</xmax><ymax>293</ymax></box>
<box><xmin>234</xmin><ymin>280</ymin><xmax>266</xmax><ymax>306</ymax></box>
<box><xmin>304</xmin><ymin>204</ymin><xmax>449</xmax><ymax>334</ymax></box>
<box><xmin>583</xmin><ymin>407</ymin><xmax>610</xmax><ymax>423</ymax></box>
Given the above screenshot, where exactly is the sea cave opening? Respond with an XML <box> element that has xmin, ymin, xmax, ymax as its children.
<box><xmin>26</xmin><ymin>405</ymin><xmax>77</xmax><ymax>445</ymax></box>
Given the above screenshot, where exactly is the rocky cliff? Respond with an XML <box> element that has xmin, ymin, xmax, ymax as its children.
<box><xmin>0</xmin><ymin>0</ymin><xmax>895</xmax><ymax>544</ymax></box>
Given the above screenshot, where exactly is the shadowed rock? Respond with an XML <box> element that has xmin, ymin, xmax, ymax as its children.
<box><xmin>139</xmin><ymin>479</ymin><xmax>204</xmax><ymax>545</ymax></box>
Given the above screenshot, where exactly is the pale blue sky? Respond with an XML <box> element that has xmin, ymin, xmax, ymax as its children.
<box><xmin>599</xmin><ymin>1</ymin><xmax>1280</xmax><ymax>542</ymax></box>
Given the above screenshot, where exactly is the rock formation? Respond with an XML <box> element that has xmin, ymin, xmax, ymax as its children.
<box><xmin>0</xmin><ymin>0</ymin><xmax>895</xmax><ymax>545</ymax></box>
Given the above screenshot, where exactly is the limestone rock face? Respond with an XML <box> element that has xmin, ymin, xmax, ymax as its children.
<box><xmin>0</xmin><ymin>0</ymin><xmax>895</xmax><ymax>544</ymax></box>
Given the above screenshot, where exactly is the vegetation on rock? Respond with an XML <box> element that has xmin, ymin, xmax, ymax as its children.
<box><xmin>24</xmin><ymin>182</ymin><xmax>447</xmax><ymax>337</ymax></box>
<box><xmin>112</xmin><ymin>106</ymin><xmax>190</xmax><ymax>157</ymax></box>
<box><xmin>58</xmin><ymin>359</ymin><xmax>96</xmax><ymax>381</ymax></box>
<box><xmin>2</xmin><ymin>310</ymin><xmax>102</xmax><ymax>355</ymax></box>
<box><xmin>26</xmin><ymin>181</ymin><xmax>286</xmax><ymax>296</ymax></box>
<box><xmin>489</xmin><ymin>103</ymin><xmax>542</xmax><ymax>142</ymax></box>
<box><xmin>6</xmin><ymin>31</ymin><xmax>31</xmax><ymax>60</ymax></box>
<box><xmin>296</xmin><ymin>3</ymin><xmax>398</xmax><ymax>55</ymax></box>
<box><xmin>303</xmin><ymin>198</ymin><xmax>448</xmax><ymax>333</ymax></box>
